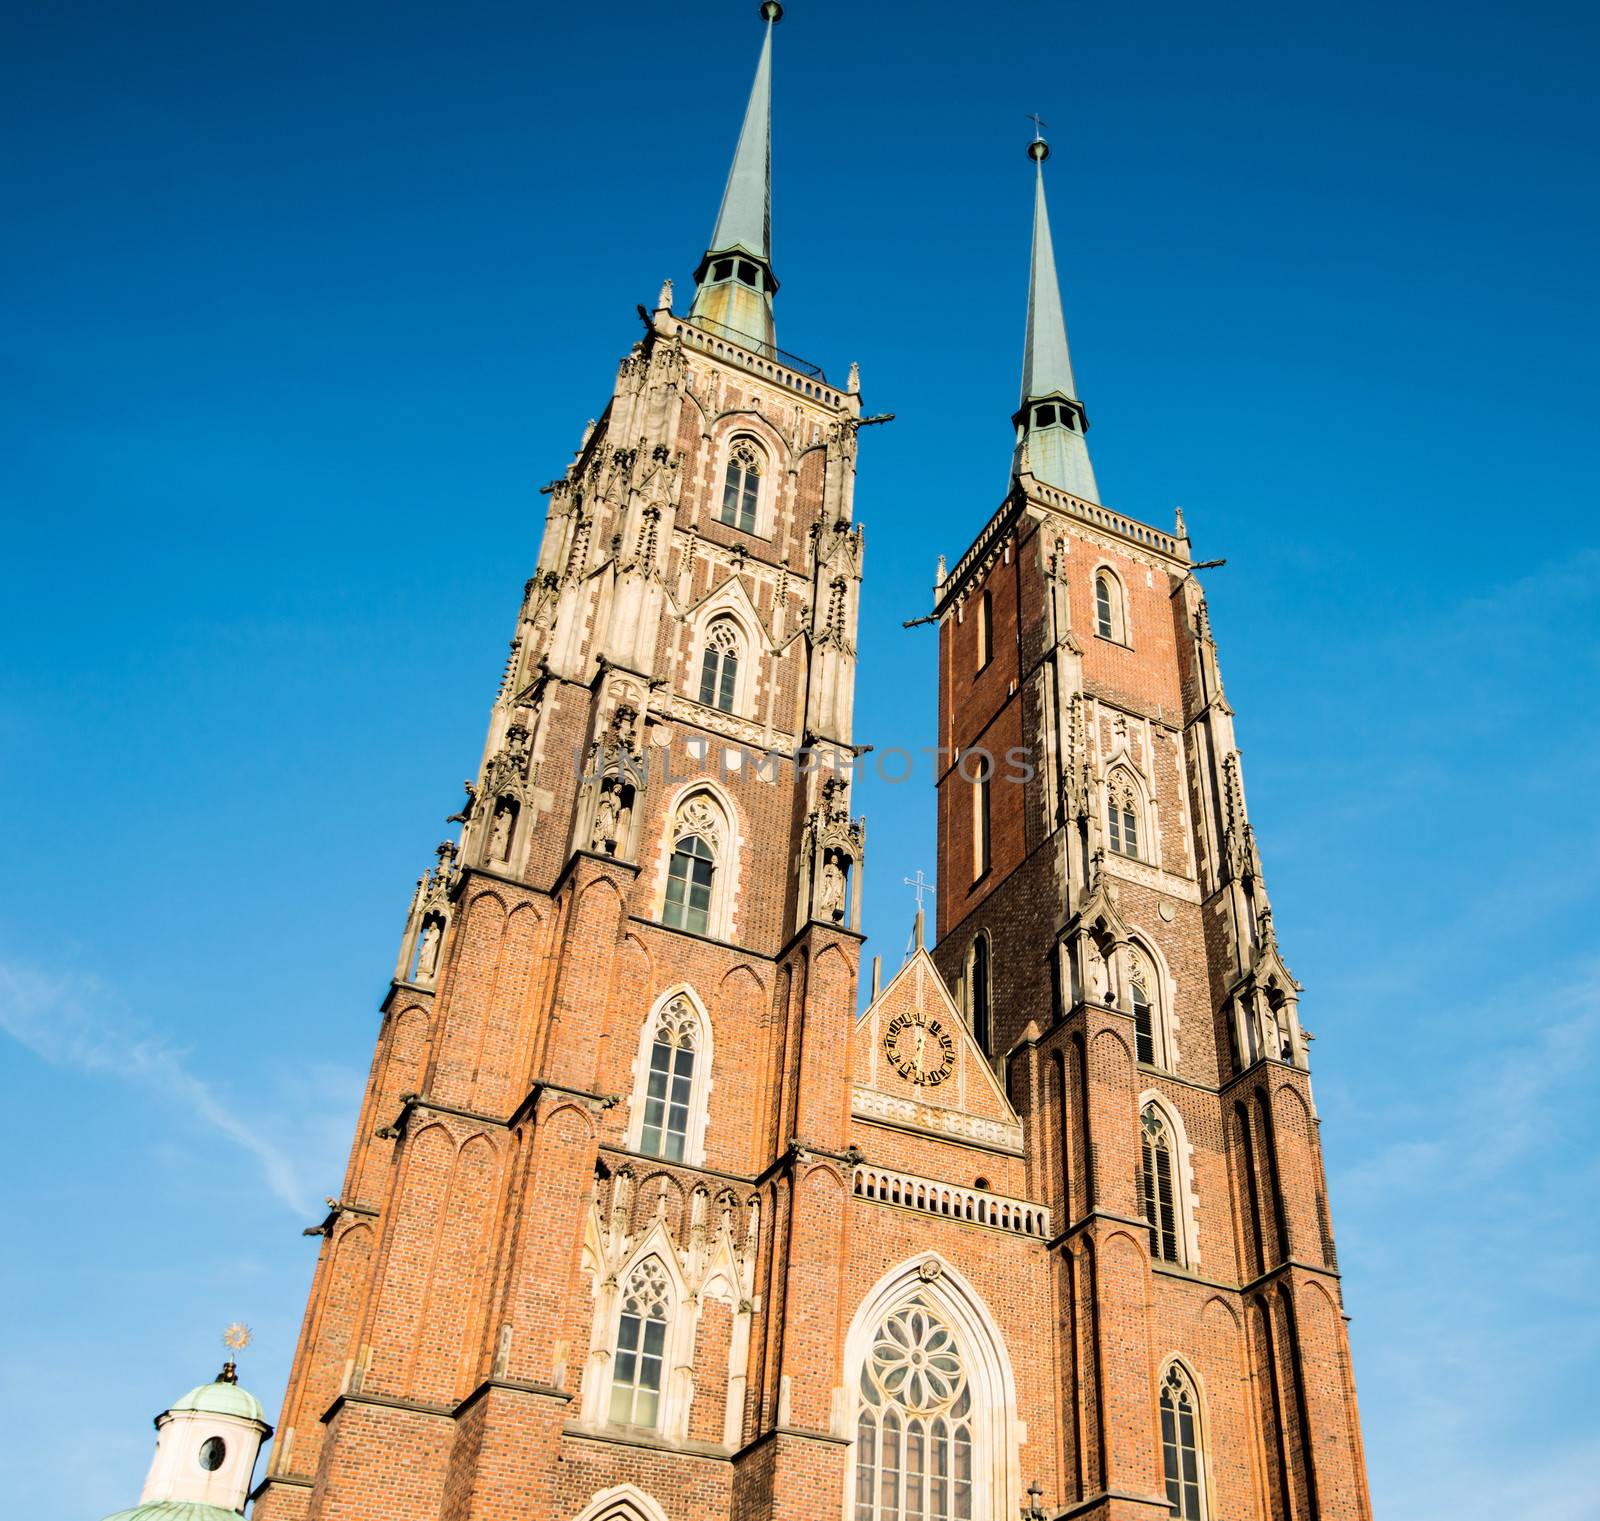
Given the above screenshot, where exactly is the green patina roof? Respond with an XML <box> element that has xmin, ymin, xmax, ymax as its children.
<box><xmin>703</xmin><ymin>14</ymin><xmax>775</xmax><ymax>267</ymax></box>
<box><xmin>167</xmin><ymin>1379</ymin><xmax>267</xmax><ymax>1425</ymax></box>
<box><xmin>101</xmin><ymin>1503</ymin><xmax>242</xmax><ymax>1521</ymax></box>
<box><xmin>1017</xmin><ymin>143</ymin><xmax>1099</xmax><ymax>502</ymax></box>
<box><xmin>1021</xmin><ymin>152</ymin><xmax>1078</xmax><ymax>407</ymax></box>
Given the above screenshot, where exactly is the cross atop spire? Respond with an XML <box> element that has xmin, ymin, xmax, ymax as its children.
<box><xmin>1013</xmin><ymin>129</ymin><xmax>1099</xmax><ymax>503</ymax></box>
<box><xmin>902</xmin><ymin>870</ymin><xmax>935</xmax><ymax>960</ymax></box>
<box><xmin>689</xmin><ymin>3</ymin><xmax>783</xmax><ymax>355</ymax></box>
<box><xmin>903</xmin><ymin>870</ymin><xmax>936</xmax><ymax>916</ymax></box>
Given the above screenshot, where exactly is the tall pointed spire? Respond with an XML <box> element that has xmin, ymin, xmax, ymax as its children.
<box><xmin>707</xmin><ymin>6</ymin><xmax>775</xmax><ymax>269</ymax></box>
<box><xmin>1013</xmin><ymin>132</ymin><xmax>1098</xmax><ymax>502</ymax></box>
<box><xmin>689</xmin><ymin>3</ymin><xmax>782</xmax><ymax>355</ymax></box>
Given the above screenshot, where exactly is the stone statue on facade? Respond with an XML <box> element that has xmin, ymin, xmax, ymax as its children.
<box><xmin>591</xmin><ymin>789</ymin><xmax>620</xmax><ymax>854</ymax></box>
<box><xmin>1086</xmin><ymin>943</ymin><xmax>1109</xmax><ymax>1005</ymax></box>
<box><xmin>415</xmin><ymin>920</ymin><xmax>441</xmax><ymax>980</ymax></box>
<box><xmin>490</xmin><ymin>802</ymin><xmax>514</xmax><ymax>861</ymax></box>
<box><xmin>817</xmin><ymin>857</ymin><xmax>845</xmax><ymax>921</ymax></box>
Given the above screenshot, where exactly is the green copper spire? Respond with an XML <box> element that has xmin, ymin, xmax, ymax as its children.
<box><xmin>689</xmin><ymin>3</ymin><xmax>782</xmax><ymax>354</ymax></box>
<box><xmin>1014</xmin><ymin>133</ymin><xmax>1098</xmax><ymax>502</ymax></box>
<box><xmin>706</xmin><ymin>4</ymin><xmax>776</xmax><ymax>267</ymax></box>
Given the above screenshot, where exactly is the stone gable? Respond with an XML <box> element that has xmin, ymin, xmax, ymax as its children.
<box><xmin>850</xmin><ymin>948</ymin><xmax>1023</xmax><ymax>1154</ymax></box>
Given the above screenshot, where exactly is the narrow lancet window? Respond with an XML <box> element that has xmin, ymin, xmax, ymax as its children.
<box><xmin>1160</xmin><ymin>1363</ymin><xmax>1205</xmax><ymax>1519</ymax></box>
<box><xmin>720</xmin><ymin>442</ymin><xmax>761</xmax><ymax>533</ymax></box>
<box><xmin>1132</xmin><ymin>974</ymin><xmax>1155</xmax><ymax>1066</ymax></box>
<box><xmin>1095</xmin><ymin>573</ymin><xmax>1115</xmax><ymax>639</ymax></box>
<box><xmin>1141</xmin><ymin>1106</ymin><xmax>1181</xmax><ymax>1264</ymax></box>
<box><xmin>609</xmin><ymin>1258</ymin><xmax>671</xmax><ymax>1428</ymax></box>
<box><xmin>698</xmin><ymin>620</ymin><xmax>741</xmax><ymax>712</ymax></box>
<box><xmin>663</xmin><ymin>834</ymin><xmax>715</xmax><ymax>935</ymax></box>
<box><xmin>639</xmin><ymin>997</ymin><xmax>698</xmax><ymax>1160</ymax></box>
<box><xmin>971</xmin><ymin>755</ymin><xmax>993</xmax><ymax>880</ymax></box>
<box><xmin>970</xmin><ymin>935</ymin><xmax>991</xmax><ymax>1055</ymax></box>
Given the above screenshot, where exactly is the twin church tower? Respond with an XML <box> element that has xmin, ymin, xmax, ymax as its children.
<box><xmin>226</xmin><ymin>8</ymin><xmax>1372</xmax><ymax>1521</ymax></box>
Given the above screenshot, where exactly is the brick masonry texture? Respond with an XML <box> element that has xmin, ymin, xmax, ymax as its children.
<box><xmin>251</xmin><ymin>315</ymin><xmax>1370</xmax><ymax>1521</ymax></box>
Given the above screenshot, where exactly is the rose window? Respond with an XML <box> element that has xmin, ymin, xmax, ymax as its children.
<box><xmin>869</xmin><ymin>1303</ymin><xmax>965</xmax><ymax>1411</ymax></box>
<box><xmin>854</xmin><ymin>1296</ymin><xmax>974</xmax><ymax>1520</ymax></box>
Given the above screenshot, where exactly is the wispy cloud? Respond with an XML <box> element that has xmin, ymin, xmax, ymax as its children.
<box><xmin>1333</xmin><ymin>960</ymin><xmax>1600</xmax><ymax>1518</ymax></box>
<box><xmin>1338</xmin><ymin>961</ymin><xmax>1600</xmax><ymax>1196</ymax></box>
<box><xmin>0</xmin><ymin>960</ymin><xmax>311</xmax><ymax>1212</ymax></box>
<box><xmin>1306</xmin><ymin>553</ymin><xmax>1600</xmax><ymax>1516</ymax></box>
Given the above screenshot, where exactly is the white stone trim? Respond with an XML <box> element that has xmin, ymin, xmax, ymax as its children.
<box><xmin>659</xmin><ymin>693</ymin><xmax>783</xmax><ymax>750</ymax></box>
<box><xmin>851</xmin><ymin>1165</ymin><xmax>1050</xmax><ymax>1239</ymax></box>
<box><xmin>850</xmin><ymin>1085</ymin><xmax>1024</xmax><ymax>1154</ymax></box>
<box><xmin>1101</xmin><ymin>850</ymin><xmax>1202</xmax><ymax>902</ymax></box>
<box><xmin>571</xmin><ymin>1482</ymin><xmax>673</xmax><ymax>1521</ymax></box>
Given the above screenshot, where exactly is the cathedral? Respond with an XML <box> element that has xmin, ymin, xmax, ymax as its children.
<box><xmin>105</xmin><ymin>7</ymin><xmax>1373</xmax><ymax>1520</ymax></box>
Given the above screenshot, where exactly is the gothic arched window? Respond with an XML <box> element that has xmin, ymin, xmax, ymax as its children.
<box><xmin>663</xmin><ymin>834</ymin><xmax>715</xmax><ymax>935</ymax></box>
<box><xmin>1095</xmin><ymin>573</ymin><xmax>1114</xmax><ymax>637</ymax></box>
<box><xmin>1107</xmin><ymin>773</ymin><xmax>1140</xmax><ymax>859</ymax></box>
<box><xmin>1128</xmin><ymin>943</ymin><xmax>1166</xmax><ymax>1068</ymax></box>
<box><xmin>698</xmin><ymin>620</ymin><xmax>741</xmax><ymax>713</ymax></box>
<box><xmin>639</xmin><ymin>996</ymin><xmax>697</xmax><ymax>1161</ymax></box>
<box><xmin>1132</xmin><ymin>973</ymin><xmax>1155</xmax><ymax>1066</ymax></box>
<box><xmin>660</xmin><ymin>792</ymin><xmax>733</xmax><ymax>942</ymax></box>
<box><xmin>1141</xmin><ymin>1105</ymin><xmax>1181</xmax><ymax>1264</ymax></box>
<box><xmin>627</xmin><ymin>988</ymin><xmax>714</xmax><ymax>1167</ymax></box>
<box><xmin>968</xmin><ymin>934</ymin><xmax>991</xmax><ymax>1055</ymax></box>
<box><xmin>720</xmin><ymin>441</ymin><xmax>762</xmax><ymax>533</ymax></box>
<box><xmin>1160</xmin><ymin>1362</ymin><xmax>1206</xmax><ymax>1520</ymax></box>
<box><xmin>853</xmin><ymin>1298</ymin><xmax>974</xmax><ymax>1521</ymax></box>
<box><xmin>967</xmin><ymin>751</ymin><xmax>993</xmax><ymax>880</ymax></box>
<box><xmin>976</xmin><ymin>590</ymin><xmax>992</xmax><ymax>671</ymax></box>
<box><xmin>609</xmin><ymin>1257</ymin><xmax>671</xmax><ymax>1428</ymax></box>
<box><xmin>1094</xmin><ymin>569</ymin><xmax>1127</xmax><ymax>643</ymax></box>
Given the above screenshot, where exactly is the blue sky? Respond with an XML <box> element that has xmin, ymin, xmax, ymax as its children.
<box><xmin>3</xmin><ymin>1</ymin><xmax>1598</xmax><ymax>1516</ymax></box>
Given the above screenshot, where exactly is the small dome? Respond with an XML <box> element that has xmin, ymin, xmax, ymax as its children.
<box><xmin>167</xmin><ymin>1379</ymin><xmax>267</xmax><ymax>1426</ymax></box>
<box><xmin>101</xmin><ymin>1503</ymin><xmax>244</xmax><ymax>1521</ymax></box>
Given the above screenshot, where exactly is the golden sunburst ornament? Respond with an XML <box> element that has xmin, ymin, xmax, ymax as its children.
<box><xmin>223</xmin><ymin>1323</ymin><xmax>253</xmax><ymax>1352</ymax></box>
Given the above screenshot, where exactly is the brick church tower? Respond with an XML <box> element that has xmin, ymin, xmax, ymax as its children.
<box><xmin>249</xmin><ymin>12</ymin><xmax>1371</xmax><ymax>1521</ymax></box>
<box><xmin>922</xmin><ymin>132</ymin><xmax>1372</xmax><ymax>1521</ymax></box>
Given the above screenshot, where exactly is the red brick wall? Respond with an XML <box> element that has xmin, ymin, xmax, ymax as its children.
<box><xmin>923</xmin><ymin>495</ymin><xmax>1370</xmax><ymax>1521</ymax></box>
<box><xmin>255</xmin><ymin>335</ymin><xmax>1369</xmax><ymax>1521</ymax></box>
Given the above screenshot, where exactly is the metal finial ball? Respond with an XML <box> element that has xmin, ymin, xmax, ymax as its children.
<box><xmin>1028</xmin><ymin>137</ymin><xmax>1051</xmax><ymax>163</ymax></box>
<box><xmin>760</xmin><ymin>1</ymin><xmax>783</xmax><ymax>21</ymax></box>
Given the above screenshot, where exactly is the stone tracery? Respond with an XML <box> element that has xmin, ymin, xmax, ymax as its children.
<box><xmin>854</xmin><ymin>1297</ymin><xmax>975</xmax><ymax>1521</ymax></box>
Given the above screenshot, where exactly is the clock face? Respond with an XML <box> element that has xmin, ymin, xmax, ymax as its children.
<box><xmin>883</xmin><ymin>1011</ymin><xmax>955</xmax><ymax>1087</ymax></box>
